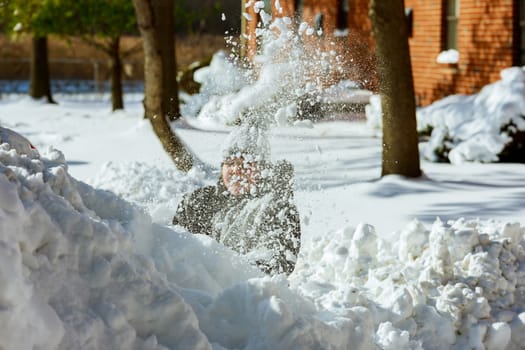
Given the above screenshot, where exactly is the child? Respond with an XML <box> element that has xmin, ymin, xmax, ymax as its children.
<box><xmin>173</xmin><ymin>124</ymin><xmax>301</xmax><ymax>275</ymax></box>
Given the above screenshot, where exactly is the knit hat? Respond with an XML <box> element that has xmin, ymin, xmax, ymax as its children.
<box><xmin>221</xmin><ymin>122</ymin><xmax>271</xmax><ymax>162</ymax></box>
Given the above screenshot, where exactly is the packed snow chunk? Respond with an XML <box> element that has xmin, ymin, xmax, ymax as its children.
<box><xmin>0</xmin><ymin>130</ymin><xmax>211</xmax><ymax>349</ymax></box>
<box><xmin>510</xmin><ymin>312</ymin><xmax>525</xmax><ymax>347</ymax></box>
<box><xmin>485</xmin><ymin>322</ymin><xmax>511</xmax><ymax>350</ymax></box>
<box><xmin>375</xmin><ymin>322</ymin><xmax>422</xmax><ymax>350</ymax></box>
<box><xmin>418</xmin><ymin>66</ymin><xmax>525</xmax><ymax>163</ymax></box>
<box><xmin>290</xmin><ymin>218</ymin><xmax>525</xmax><ymax>349</ymax></box>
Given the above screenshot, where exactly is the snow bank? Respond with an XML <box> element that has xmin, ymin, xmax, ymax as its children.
<box><xmin>0</xmin><ymin>137</ymin><xmax>210</xmax><ymax>349</ymax></box>
<box><xmin>0</xmin><ymin>130</ymin><xmax>358</xmax><ymax>349</ymax></box>
<box><xmin>418</xmin><ymin>67</ymin><xmax>525</xmax><ymax>163</ymax></box>
<box><xmin>0</xmin><ymin>129</ymin><xmax>359</xmax><ymax>349</ymax></box>
<box><xmin>365</xmin><ymin>67</ymin><xmax>525</xmax><ymax>164</ymax></box>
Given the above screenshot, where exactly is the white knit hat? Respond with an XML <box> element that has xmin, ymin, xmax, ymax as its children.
<box><xmin>221</xmin><ymin>122</ymin><xmax>271</xmax><ymax>162</ymax></box>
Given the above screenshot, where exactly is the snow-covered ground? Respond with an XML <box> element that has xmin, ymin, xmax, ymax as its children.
<box><xmin>1</xmin><ymin>92</ymin><xmax>525</xmax><ymax>349</ymax></box>
<box><xmin>1</xmin><ymin>9</ymin><xmax>525</xmax><ymax>350</ymax></box>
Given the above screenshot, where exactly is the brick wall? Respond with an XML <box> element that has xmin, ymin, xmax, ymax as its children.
<box><xmin>245</xmin><ymin>0</ymin><xmax>518</xmax><ymax>106</ymax></box>
<box><xmin>347</xmin><ymin>0</ymin><xmax>377</xmax><ymax>90</ymax></box>
<box><xmin>345</xmin><ymin>0</ymin><xmax>516</xmax><ymax>105</ymax></box>
<box><xmin>406</xmin><ymin>0</ymin><xmax>515</xmax><ymax>105</ymax></box>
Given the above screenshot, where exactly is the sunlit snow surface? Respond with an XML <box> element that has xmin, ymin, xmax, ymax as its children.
<box><xmin>0</xmin><ymin>91</ymin><xmax>524</xmax><ymax>350</ymax></box>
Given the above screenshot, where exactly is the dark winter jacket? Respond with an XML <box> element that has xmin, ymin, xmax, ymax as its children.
<box><xmin>173</xmin><ymin>160</ymin><xmax>301</xmax><ymax>275</ymax></box>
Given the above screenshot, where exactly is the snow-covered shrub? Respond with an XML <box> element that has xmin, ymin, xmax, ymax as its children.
<box><xmin>180</xmin><ymin>50</ymin><xmax>250</xmax><ymax>120</ymax></box>
<box><xmin>418</xmin><ymin>67</ymin><xmax>525</xmax><ymax>164</ymax></box>
<box><xmin>364</xmin><ymin>67</ymin><xmax>525</xmax><ymax>164</ymax></box>
<box><xmin>498</xmin><ymin>121</ymin><xmax>525</xmax><ymax>162</ymax></box>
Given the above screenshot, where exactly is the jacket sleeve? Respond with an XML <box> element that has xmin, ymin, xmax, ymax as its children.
<box><xmin>255</xmin><ymin>199</ymin><xmax>301</xmax><ymax>275</ymax></box>
<box><xmin>172</xmin><ymin>186</ymin><xmax>222</xmax><ymax>235</ymax></box>
<box><xmin>271</xmin><ymin>161</ymin><xmax>301</xmax><ymax>274</ymax></box>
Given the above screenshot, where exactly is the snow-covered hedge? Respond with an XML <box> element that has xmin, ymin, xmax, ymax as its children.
<box><xmin>365</xmin><ymin>67</ymin><xmax>525</xmax><ymax>164</ymax></box>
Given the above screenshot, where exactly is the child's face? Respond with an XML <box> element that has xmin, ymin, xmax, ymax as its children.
<box><xmin>222</xmin><ymin>156</ymin><xmax>261</xmax><ymax>195</ymax></box>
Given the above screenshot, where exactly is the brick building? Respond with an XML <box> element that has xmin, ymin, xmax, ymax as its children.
<box><xmin>243</xmin><ymin>0</ymin><xmax>525</xmax><ymax>106</ymax></box>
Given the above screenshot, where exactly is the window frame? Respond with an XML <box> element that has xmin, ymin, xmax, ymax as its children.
<box><xmin>443</xmin><ymin>0</ymin><xmax>459</xmax><ymax>50</ymax></box>
<box><xmin>517</xmin><ymin>0</ymin><xmax>525</xmax><ymax>65</ymax></box>
<box><xmin>336</xmin><ymin>0</ymin><xmax>349</xmax><ymax>30</ymax></box>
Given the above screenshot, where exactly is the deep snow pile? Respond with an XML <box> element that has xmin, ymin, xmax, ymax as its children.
<box><xmin>365</xmin><ymin>67</ymin><xmax>525</xmax><ymax>164</ymax></box>
<box><xmin>292</xmin><ymin>218</ymin><xmax>525</xmax><ymax>349</ymax></box>
<box><xmin>0</xmin><ymin>131</ymin><xmax>361</xmax><ymax>349</ymax></box>
<box><xmin>0</xmin><ymin>139</ymin><xmax>210</xmax><ymax>349</ymax></box>
<box><xmin>2</xmin><ymin>131</ymin><xmax>525</xmax><ymax>350</ymax></box>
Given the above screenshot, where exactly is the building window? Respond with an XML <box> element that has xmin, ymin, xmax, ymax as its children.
<box><xmin>444</xmin><ymin>0</ymin><xmax>459</xmax><ymax>49</ymax></box>
<box><xmin>519</xmin><ymin>0</ymin><xmax>525</xmax><ymax>65</ymax></box>
<box><xmin>294</xmin><ymin>0</ymin><xmax>303</xmax><ymax>18</ymax></box>
<box><xmin>336</xmin><ymin>0</ymin><xmax>349</xmax><ymax>30</ymax></box>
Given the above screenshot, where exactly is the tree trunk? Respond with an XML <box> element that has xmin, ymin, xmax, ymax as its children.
<box><xmin>132</xmin><ymin>0</ymin><xmax>193</xmax><ymax>172</ymax></box>
<box><xmin>30</xmin><ymin>36</ymin><xmax>54</xmax><ymax>103</ymax></box>
<box><xmin>369</xmin><ymin>0</ymin><xmax>421</xmax><ymax>178</ymax></box>
<box><xmin>153</xmin><ymin>0</ymin><xmax>180</xmax><ymax>120</ymax></box>
<box><xmin>109</xmin><ymin>36</ymin><xmax>124</xmax><ymax>111</ymax></box>
<box><xmin>240</xmin><ymin>0</ymin><xmax>247</xmax><ymax>58</ymax></box>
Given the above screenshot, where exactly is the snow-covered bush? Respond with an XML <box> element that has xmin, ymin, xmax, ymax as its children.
<box><xmin>364</xmin><ymin>67</ymin><xmax>525</xmax><ymax>164</ymax></box>
<box><xmin>180</xmin><ymin>50</ymin><xmax>250</xmax><ymax>120</ymax></box>
<box><xmin>419</xmin><ymin>67</ymin><xmax>525</xmax><ymax>164</ymax></box>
